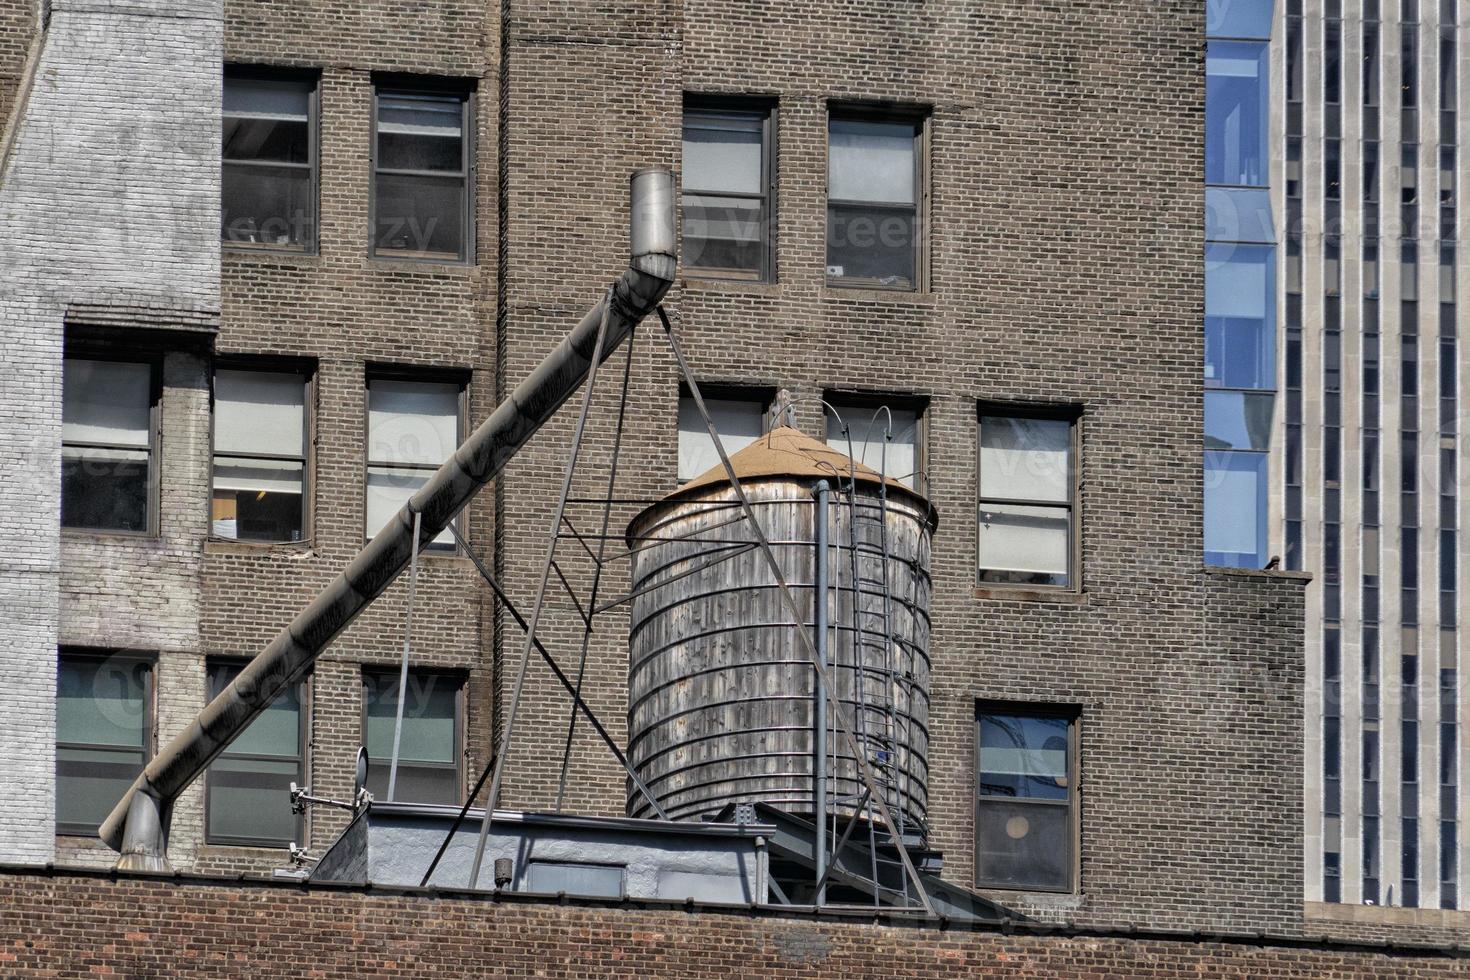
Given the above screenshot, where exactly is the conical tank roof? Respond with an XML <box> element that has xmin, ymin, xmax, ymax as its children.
<box><xmin>629</xmin><ymin>425</ymin><xmax>938</xmax><ymax>542</ymax></box>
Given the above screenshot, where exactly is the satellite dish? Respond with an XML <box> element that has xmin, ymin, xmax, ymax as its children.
<box><xmin>354</xmin><ymin>746</ymin><xmax>369</xmax><ymax>805</ymax></box>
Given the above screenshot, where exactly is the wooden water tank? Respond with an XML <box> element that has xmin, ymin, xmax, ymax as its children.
<box><xmin>624</xmin><ymin>427</ymin><xmax>936</xmax><ymax>831</ymax></box>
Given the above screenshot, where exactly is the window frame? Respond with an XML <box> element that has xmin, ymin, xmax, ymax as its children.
<box><xmin>675</xmin><ymin>382</ymin><xmax>777</xmax><ymax>484</ymax></box>
<box><xmin>369</xmin><ymin>76</ymin><xmax>476</xmax><ymax>265</ymax></box>
<box><xmin>55</xmin><ymin>648</ymin><xmax>155</xmax><ymax>838</ymax></box>
<box><xmin>359</xmin><ymin>666</ymin><xmax>466</xmax><ymax>805</ymax></box>
<box><xmin>363</xmin><ymin>366</ymin><xmax>470</xmax><ymax>552</ymax></box>
<box><xmin>973</xmin><ymin>700</ymin><xmax>1081</xmax><ymax>895</ymax></box>
<box><xmin>822</xmin><ymin>389</ymin><xmax>929</xmax><ymax>495</ymax></box>
<box><xmin>60</xmin><ymin>349</ymin><xmax>163</xmax><ymax>538</ymax></box>
<box><xmin>208</xmin><ymin>357</ymin><xmax>316</xmax><ymax>546</ymax></box>
<box><xmin>680</xmin><ymin>94</ymin><xmax>778</xmax><ymax>284</ymax></box>
<box><xmin>221</xmin><ymin>64</ymin><xmax>321</xmax><ymax>255</ymax></box>
<box><xmin>202</xmin><ymin>658</ymin><xmax>309</xmax><ymax>849</ymax></box>
<box><xmin>975</xmin><ymin>404</ymin><xmax>1082</xmax><ymax>592</ymax></box>
<box><xmin>825</xmin><ymin>101</ymin><xmax>931</xmax><ymax>293</ymax></box>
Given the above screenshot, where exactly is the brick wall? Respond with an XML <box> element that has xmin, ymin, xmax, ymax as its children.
<box><xmin>0</xmin><ymin>869</ymin><xmax>1463</xmax><ymax>978</ymax></box>
<box><xmin>0</xmin><ymin>0</ymin><xmax>32</xmax><ymax>131</ymax></box>
<box><xmin>0</xmin><ymin>0</ymin><xmax>221</xmax><ymax>865</ymax></box>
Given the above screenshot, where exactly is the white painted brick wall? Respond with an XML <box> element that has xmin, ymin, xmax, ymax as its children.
<box><xmin>0</xmin><ymin>0</ymin><xmax>221</xmax><ymax>864</ymax></box>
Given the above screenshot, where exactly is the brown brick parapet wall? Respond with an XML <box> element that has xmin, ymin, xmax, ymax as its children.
<box><xmin>0</xmin><ymin>869</ymin><xmax>1465</xmax><ymax>977</ymax></box>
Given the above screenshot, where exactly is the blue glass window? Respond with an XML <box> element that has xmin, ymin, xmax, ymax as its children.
<box><xmin>1207</xmin><ymin>42</ymin><xmax>1270</xmax><ymax>186</ymax></box>
<box><xmin>1205</xmin><ymin>450</ymin><xmax>1269</xmax><ymax>568</ymax></box>
<box><xmin>1207</xmin><ymin>0</ymin><xmax>1275</xmax><ymax>40</ymax></box>
<box><xmin>1205</xmin><ymin>391</ymin><xmax>1275</xmax><ymax>450</ymax></box>
<box><xmin>1205</xmin><ymin>244</ymin><xmax>1277</xmax><ymax>389</ymax></box>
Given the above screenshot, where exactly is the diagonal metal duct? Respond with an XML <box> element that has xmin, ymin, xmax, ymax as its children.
<box><xmin>99</xmin><ymin>170</ymin><xmax>677</xmax><ymax>868</ymax></box>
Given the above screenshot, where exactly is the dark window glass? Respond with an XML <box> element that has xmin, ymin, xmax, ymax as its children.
<box><xmin>205</xmin><ymin>661</ymin><xmax>303</xmax><ymax>846</ymax></box>
<box><xmin>1405</xmin><ymin>25</ymin><xmax>1420</xmax><ymax>108</ymax></box>
<box><xmin>682</xmin><ymin>103</ymin><xmax>773</xmax><ymax>281</ymax></box>
<box><xmin>978</xmin><ymin>412</ymin><xmax>1077</xmax><ymax>588</ymax></box>
<box><xmin>1365</xmin><ymin>24</ymin><xmax>1381</xmax><ymax>106</ymax></box>
<box><xmin>211</xmin><ymin>368</ymin><xmax>308</xmax><ymax>542</ymax></box>
<box><xmin>1325</xmin><ymin>20</ymin><xmax>1342</xmax><ymax>104</ymax></box>
<box><xmin>1206</xmin><ymin>41</ymin><xmax>1270</xmax><ymax>186</ymax></box>
<box><xmin>373</xmin><ymin>88</ymin><xmax>472</xmax><ymax>261</ymax></box>
<box><xmin>61</xmin><ymin>358</ymin><xmax>154</xmax><ymax>533</ymax></box>
<box><xmin>975</xmin><ymin>708</ymin><xmax>1076</xmax><ymax>892</ymax></box>
<box><xmin>362</xmin><ymin>670</ymin><xmax>462</xmax><ymax>804</ymax></box>
<box><xmin>56</xmin><ymin>652</ymin><xmax>151</xmax><ymax>836</ymax></box>
<box><xmin>827</xmin><ymin>112</ymin><xmax>924</xmax><ymax>289</ymax></box>
<box><xmin>222</xmin><ymin>71</ymin><xmax>316</xmax><ymax>249</ymax></box>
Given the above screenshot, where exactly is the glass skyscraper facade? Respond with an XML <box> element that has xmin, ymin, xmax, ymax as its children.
<box><xmin>1210</xmin><ymin>0</ymin><xmax>1466</xmax><ymax>909</ymax></box>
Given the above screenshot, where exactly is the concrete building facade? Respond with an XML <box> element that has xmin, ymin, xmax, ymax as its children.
<box><xmin>0</xmin><ymin>0</ymin><xmax>1447</xmax><ymax>961</ymax></box>
<box><xmin>1264</xmin><ymin>0</ymin><xmax>1470</xmax><ymax>918</ymax></box>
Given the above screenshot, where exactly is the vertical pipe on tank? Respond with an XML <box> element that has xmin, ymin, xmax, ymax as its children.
<box><xmin>813</xmin><ymin>480</ymin><xmax>830</xmax><ymax>905</ymax></box>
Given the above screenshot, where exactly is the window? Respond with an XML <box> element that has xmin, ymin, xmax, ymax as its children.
<box><xmin>1206</xmin><ymin>41</ymin><xmax>1269</xmax><ymax>186</ymax></box>
<box><xmin>366</xmin><ymin>374</ymin><xmax>463</xmax><ymax>547</ymax></box>
<box><xmin>372</xmin><ymin>82</ymin><xmax>473</xmax><ymax>262</ymax></box>
<box><xmin>62</xmin><ymin>357</ymin><xmax>157</xmax><ymax>533</ymax></box>
<box><xmin>977</xmin><ymin>410</ymin><xmax>1078</xmax><ymax>589</ymax></box>
<box><xmin>1205</xmin><ymin>450</ymin><xmax>1269</xmax><ymax>568</ymax></box>
<box><xmin>975</xmin><ymin>705</ymin><xmax>1078</xmax><ymax>892</ymax></box>
<box><xmin>682</xmin><ymin>98</ymin><xmax>775</xmax><ymax>281</ymax></box>
<box><xmin>56</xmin><ymin>650</ymin><xmax>152</xmax><ymax>836</ymax></box>
<box><xmin>525</xmin><ymin>861</ymin><xmax>624</xmax><ymax>897</ymax></box>
<box><xmin>361</xmin><ymin>669</ymin><xmax>463</xmax><ymax>804</ymax></box>
<box><xmin>1205</xmin><ymin>244</ymin><xmax>1276</xmax><ymax>389</ymax></box>
<box><xmin>827</xmin><ymin>107</ymin><xmax>926</xmax><ymax>290</ymax></box>
<box><xmin>211</xmin><ymin>366</ymin><xmax>309</xmax><ymax>542</ymax></box>
<box><xmin>204</xmin><ymin>660</ymin><xmax>305</xmax><ymax>847</ymax></box>
<box><xmin>222</xmin><ymin>68</ymin><xmax>317</xmax><ymax>250</ymax></box>
<box><xmin>677</xmin><ymin>389</ymin><xmax>771</xmax><ymax>483</ymax></box>
<box><xmin>1206</xmin><ymin>0</ymin><xmax>1273</xmax><ymax>39</ymax></box>
<box><xmin>824</xmin><ymin>395</ymin><xmax>924</xmax><ymax>491</ymax></box>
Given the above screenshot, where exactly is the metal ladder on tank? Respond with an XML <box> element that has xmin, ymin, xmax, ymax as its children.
<box><xmin>840</xmin><ymin>448</ymin><xmax>920</xmax><ymax>905</ymax></box>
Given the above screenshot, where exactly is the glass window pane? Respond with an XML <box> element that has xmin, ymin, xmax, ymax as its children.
<box><xmin>61</xmin><ymin>447</ymin><xmax>149</xmax><ymax>532</ymax></box>
<box><xmin>377</xmin><ymin>93</ymin><xmax>464</xmax><ymax>172</ymax></box>
<box><xmin>682</xmin><ymin>194</ymin><xmax>762</xmax><ymax>274</ymax></box>
<box><xmin>222</xmin><ymin>164</ymin><xmax>313</xmax><ymax>248</ymax></box>
<box><xmin>1206</xmin><ymin>0</ymin><xmax>1275</xmax><ymax>39</ymax></box>
<box><xmin>677</xmin><ymin>396</ymin><xmax>766</xmax><ymax>482</ymax></box>
<box><xmin>210</xmin><ymin>460</ymin><xmax>304</xmax><ymax>541</ymax></box>
<box><xmin>1205</xmin><ymin>244</ymin><xmax>1276</xmax><ymax>388</ymax></box>
<box><xmin>208</xmin><ymin>663</ymin><xmax>300</xmax><ymax>758</ymax></box>
<box><xmin>57</xmin><ymin>656</ymin><xmax>147</xmax><ymax>748</ymax></box>
<box><xmin>374</xmin><ymin>172</ymin><xmax>466</xmax><ymax>259</ymax></box>
<box><xmin>978</xmin><ymin>714</ymin><xmax>1070</xmax><ymax>801</ymax></box>
<box><xmin>979</xmin><ymin>416</ymin><xmax>1071</xmax><ymax>503</ymax></box>
<box><xmin>368</xmin><ymin>379</ymin><xmax>460</xmax><ymax>468</ymax></box>
<box><xmin>62</xmin><ymin>359</ymin><xmax>151</xmax><ymax>447</ymax></box>
<box><xmin>1206</xmin><ymin>41</ymin><xmax>1269</xmax><ymax>186</ymax></box>
<box><xmin>682</xmin><ymin>111</ymin><xmax>762</xmax><ymax>195</ymax></box>
<box><xmin>1204</xmin><ymin>450</ymin><xmax>1268</xmax><ymax>567</ymax></box>
<box><xmin>828</xmin><ymin>118</ymin><xmax>916</xmax><ymax>204</ymax></box>
<box><xmin>977</xmin><ymin>503</ymin><xmax>1070</xmax><ymax>580</ymax></box>
<box><xmin>224</xmin><ymin>76</ymin><xmax>309</xmax><ymax>123</ymax></box>
<box><xmin>366</xmin><ymin>466</ymin><xmax>454</xmax><ymax>544</ymax></box>
<box><xmin>215</xmin><ymin>370</ymin><xmax>305</xmax><ymax>457</ymax></box>
<box><xmin>207</xmin><ymin>756</ymin><xmax>299</xmax><ymax>844</ymax></box>
<box><xmin>1205</xmin><ymin>186</ymin><xmax>1275</xmax><ymax>242</ymax></box>
<box><xmin>56</xmin><ymin>745</ymin><xmax>145</xmax><ymax>834</ymax></box>
<box><xmin>1205</xmin><ymin>391</ymin><xmax>1275</xmax><ymax>450</ymax></box>
<box><xmin>826</xmin><ymin>202</ymin><xmax>916</xmax><ymax>287</ymax></box>
<box><xmin>364</xmin><ymin>672</ymin><xmax>458</xmax><ymax>765</ymax></box>
<box><xmin>364</xmin><ymin>761</ymin><xmax>459</xmax><ymax>805</ymax></box>
<box><xmin>525</xmin><ymin>862</ymin><xmax>625</xmax><ymax>897</ymax></box>
<box><xmin>826</xmin><ymin>404</ymin><xmax>920</xmax><ymax>489</ymax></box>
<box><xmin>975</xmin><ymin>798</ymin><xmax>1070</xmax><ymax>890</ymax></box>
